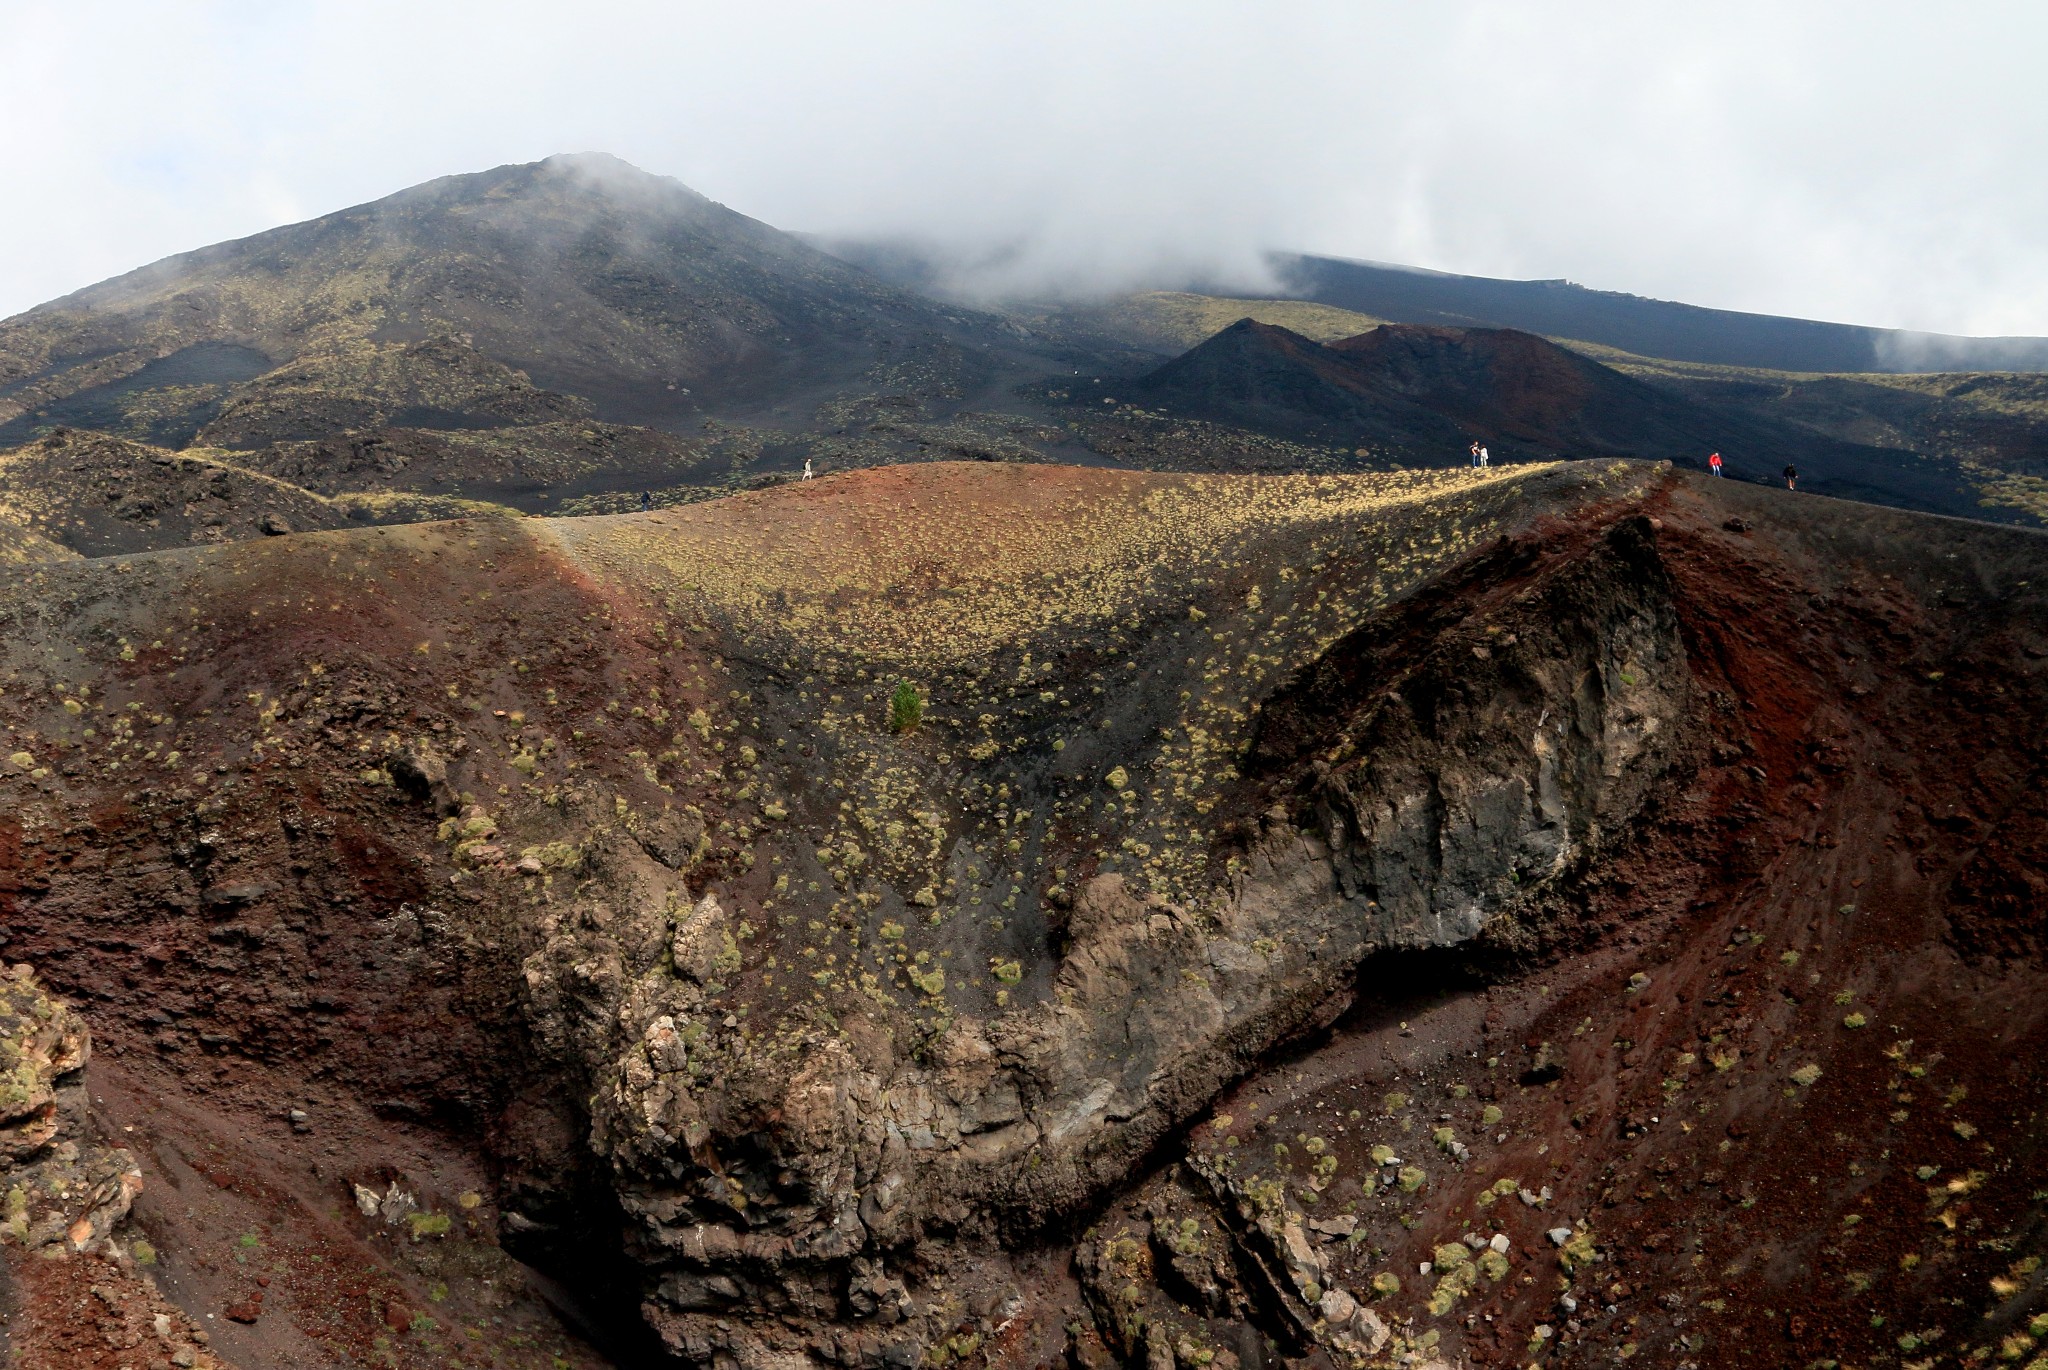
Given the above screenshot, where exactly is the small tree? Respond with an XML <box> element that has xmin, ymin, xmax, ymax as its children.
<box><xmin>889</xmin><ymin>682</ymin><xmax>923</xmax><ymax>734</ymax></box>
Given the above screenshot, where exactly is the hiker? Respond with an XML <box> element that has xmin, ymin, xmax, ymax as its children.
<box><xmin>640</xmin><ymin>491</ymin><xmax>651</xmax><ymax>512</ymax></box>
<box><xmin>1709</xmin><ymin>452</ymin><xmax>1723</xmax><ymax>477</ymax></box>
<box><xmin>1783</xmin><ymin>463</ymin><xmax>1798</xmax><ymax>490</ymax></box>
<box><xmin>1478</xmin><ymin>445</ymin><xmax>1490</xmax><ymax>468</ymax></box>
<box><xmin>802</xmin><ymin>459</ymin><xmax>813</xmax><ymax>481</ymax></box>
<box><xmin>1470</xmin><ymin>441</ymin><xmax>1481</xmax><ymax>467</ymax></box>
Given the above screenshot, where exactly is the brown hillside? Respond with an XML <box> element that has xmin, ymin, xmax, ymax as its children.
<box><xmin>0</xmin><ymin>429</ymin><xmax>349</xmax><ymax>556</ymax></box>
<box><xmin>0</xmin><ymin>462</ymin><xmax>2043</xmax><ymax>1368</ymax></box>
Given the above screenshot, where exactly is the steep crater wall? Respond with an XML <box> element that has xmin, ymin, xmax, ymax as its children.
<box><xmin>525</xmin><ymin>516</ymin><xmax>1702</xmax><ymax>1364</ymax></box>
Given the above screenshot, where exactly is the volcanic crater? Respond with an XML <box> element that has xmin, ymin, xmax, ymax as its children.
<box><xmin>0</xmin><ymin>457</ymin><xmax>2042</xmax><ymax>1370</ymax></box>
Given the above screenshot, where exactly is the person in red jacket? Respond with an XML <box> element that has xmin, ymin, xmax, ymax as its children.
<box><xmin>1708</xmin><ymin>452</ymin><xmax>1723</xmax><ymax>477</ymax></box>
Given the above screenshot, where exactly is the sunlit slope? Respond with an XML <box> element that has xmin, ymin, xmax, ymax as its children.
<box><xmin>1048</xmin><ymin>291</ymin><xmax>1390</xmax><ymax>355</ymax></box>
<box><xmin>549</xmin><ymin>460</ymin><xmax>1633</xmax><ymax>670</ymax></box>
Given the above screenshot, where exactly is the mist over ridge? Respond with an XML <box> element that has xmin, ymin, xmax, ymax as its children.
<box><xmin>7</xmin><ymin>3</ymin><xmax>2048</xmax><ymax>335</ymax></box>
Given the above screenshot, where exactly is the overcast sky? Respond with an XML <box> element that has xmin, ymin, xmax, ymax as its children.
<box><xmin>5</xmin><ymin>1</ymin><xmax>2046</xmax><ymax>334</ymax></box>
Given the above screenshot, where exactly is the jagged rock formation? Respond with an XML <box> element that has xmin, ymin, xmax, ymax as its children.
<box><xmin>523</xmin><ymin>491</ymin><xmax>1699</xmax><ymax>1366</ymax></box>
<box><xmin>0</xmin><ymin>962</ymin><xmax>140</xmax><ymax>1252</ymax></box>
<box><xmin>0</xmin><ymin>963</ymin><xmax>230</xmax><ymax>1369</ymax></box>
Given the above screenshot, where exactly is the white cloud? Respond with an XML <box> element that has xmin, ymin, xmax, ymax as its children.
<box><xmin>1</xmin><ymin>0</ymin><xmax>2044</xmax><ymax>334</ymax></box>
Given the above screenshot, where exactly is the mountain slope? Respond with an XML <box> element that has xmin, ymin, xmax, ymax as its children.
<box><xmin>1274</xmin><ymin>252</ymin><xmax>2048</xmax><ymax>374</ymax></box>
<box><xmin>0</xmin><ymin>153</ymin><xmax>1022</xmax><ymax>448</ymax></box>
<box><xmin>1019</xmin><ymin>290</ymin><xmax>1389</xmax><ymax>354</ymax></box>
<box><xmin>0</xmin><ymin>508</ymin><xmax>78</xmax><ymax>566</ymax></box>
<box><xmin>8</xmin><ymin>157</ymin><xmax>2044</xmax><ymax>548</ymax></box>
<box><xmin>1131</xmin><ymin>319</ymin><xmax>1999</xmax><ymax>517</ymax></box>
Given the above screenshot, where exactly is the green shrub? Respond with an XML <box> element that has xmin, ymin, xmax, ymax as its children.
<box><xmin>406</xmin><ymin>1211</ymin><xmax>452</xmax><ymax>1240</ymax></box>
<box><xmin>889</xmin><ymin>682</ymin><xmax>923</xmax><ymax>733</ymax></box>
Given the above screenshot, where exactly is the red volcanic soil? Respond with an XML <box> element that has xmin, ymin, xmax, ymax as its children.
<box><xmin>0</xmin><ymin>513</ymin><xmax>677</xmax><ymax>1369</ymax></box>
<box><xmin>1140</xmin><ymin>478</ymin><xmax>2048</xmax><ymax>1368</ymax></box>
<box><xmin>0</xmin><ymin>462</ymin><xmax>2043</xmax><ymax>1367</ymax></box>
<box><xmin>1327</xmin><ymin>326</ymin><xmax>1600</xmax><ymax>437</ymax></box>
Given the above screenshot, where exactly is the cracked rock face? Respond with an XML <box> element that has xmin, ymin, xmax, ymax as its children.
<box><xmin>512</xmin><ymin>512</ymin><xmax>1695</xmax><ymax>1366</ymax></box>
<box><xmin>0</xmin><ymin>967</ymin><xmax>223</xmax><ymax>1364</ymax></box>
<box><xmin>0</xmin><ymin>962</ymin><xmax>143</xmax><ymax>1253</ymax></box>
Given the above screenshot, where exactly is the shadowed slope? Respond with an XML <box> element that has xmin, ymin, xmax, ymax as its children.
<box><xmin>1133</xmin><ymin>319</ymin><xmax>1997</xmax><ymax>517</ymax></box>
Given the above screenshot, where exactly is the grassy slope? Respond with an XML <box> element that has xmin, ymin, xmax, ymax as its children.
<box><xmin>0</xmin><ymin>512</ymin><xmax>79</xmax><ymax>566</ymax></box>
<box><xmin>1036</xmin><ymin>292</ymin><xmax>1388</xmax><ymax>355</ymax></box>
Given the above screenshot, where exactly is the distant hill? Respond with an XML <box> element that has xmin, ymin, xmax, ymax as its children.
<box><xmin>0</xmin><ymin>430</ymin><xmax>349</xmax><ymax>556</ymax></box>
<box><xmin>1129</xmin><ymin>318</ymin><xmax>1740</xmax><ymax>456</ymax></box>
<box><xmin>1271</xmin><ymin>254</ymin><xmax>2048</xmax><ymax>375</ymax></box>
<box><xmin>0</xmin><ymin>155</ymin><xmax>1137</xmax><ymax>524</ymax></box>
<box><xmin>1130</xmin><ymin>319</ymin><xmax>1995</xmax><ymax>517</ymax></box>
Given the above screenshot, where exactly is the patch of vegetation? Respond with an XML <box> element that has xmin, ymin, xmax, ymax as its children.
<box><xmin>889</xmin><ymin>682</ymin><xmax>924</xmax><ymax>734</ymax></box>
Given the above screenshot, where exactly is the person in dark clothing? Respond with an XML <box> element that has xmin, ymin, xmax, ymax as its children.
<box><xmin>1783</xmin><ymin>464</ymin><xmax>1798</xmax><ymax>490</ymax></box>
<box><xmin>641</xmin><ymin>491</ymin><xmax>652</xmax><ymax>512</ymax></box>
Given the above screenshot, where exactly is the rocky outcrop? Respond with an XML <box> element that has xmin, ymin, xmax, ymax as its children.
<box><xmin>0</xmin><ymin>964</ymin><xmax>230</xmax><ymax>1367</ymax></box>
<box><xmin>0</xmin><ymin>962</ymin><xmax>142</xmax><ymax>1253</ymax></box>
<box><xmin>1293</xmin><ymin>515</ymin><xmax>1689</xmax><ymax>950</ymax></box>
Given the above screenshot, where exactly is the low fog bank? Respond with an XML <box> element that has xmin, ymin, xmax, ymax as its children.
<box><xmin>6</xmin><ymin>4</ymin><xmax>2048</xmax><ymax>338</ymax></box>
<box><xmin>798</xmin><ymin>232</ymin><xmax>1282</xmax><ymax>305</ymax></box>
<box><xmin>1875</xmin><ymin>331</ymin><xmax>2048</xmax><ymax>374</ymax></box>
